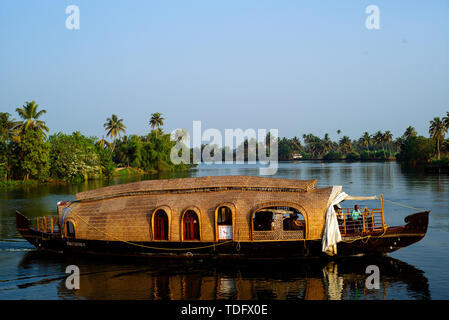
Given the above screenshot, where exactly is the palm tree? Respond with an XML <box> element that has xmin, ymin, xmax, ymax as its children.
<box><xmin>383</xmin><ymin>131</ymin><xmax>393</xmax><ymax>156</ymax></box>
<box><xmin>361</xmin><ymin>132</ymin><xmax>372</xmax><ymax>151</ymax></box>
<box><xmin>322</xmin><ymin>133</ymin><xmax>332</xmax><ymax>154</ymax></box>
<box><xmin>96</xmin><ymin>135</ymin><xmax>113</xmax><ymax>150</ymax></box>
<box><xmin>0</xmin><ymin>112</ymin><xmax>21</xmax><ymax>143</ymax></box>
<box><xmin>15</xmin><ymin>101</ymin><xmax>49</xmax><ymax>138</ymax></box>
<box><xmin>443</xmin><ymin>112</ymin><xmax>449</xmax><ymax>131</ymax></box>
<box><xmin>103</xmin><ymin>114</ymin><xmax>126</xmax><ymax>152</ymax></box>
<box><xmin>339</xmin><ymin>136</ymin><xmax>352</xmax><ymax>154</ymax></box>
<box><xmin>429</xmin><ymin>117</ymin><xmax>446</xmax><ymax>160</ymax></box>
<box><xmin>373</xmin><ymin>131</ymin><xmax>383</xmax><ymax>150</ymax></box>
<box><xmin>291</xmin><ymin>136</ymin><xmax>302</xmax><ymax>152</ymax></box>
<box><xmin>403</xmin><ymin>126</ymin><xmax>417</xmax><ymax>140</ymax></box>
<box><xmin>149</xmin><ymin>112</ymin><xmax>165</xmax><ymax>135</ymax></box>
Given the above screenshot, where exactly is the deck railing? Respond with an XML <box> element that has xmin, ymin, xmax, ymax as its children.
<box><xmin>337</xmin><ymin>207</ymin><xmax>385</xmax><ymax>236</ymax></box>
<box><xmin>34</xmin><ymin>216</ymin><xmax>60</xmax><ymax>234</ymax></box>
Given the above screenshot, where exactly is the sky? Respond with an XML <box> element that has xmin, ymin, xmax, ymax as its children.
<box><xmin>0</xmin><ymin>0</ymin><xmax>448</xmax><ymax>144</ymax></box>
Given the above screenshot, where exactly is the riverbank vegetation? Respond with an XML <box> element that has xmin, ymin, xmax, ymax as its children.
<box><xmin>276</xmin><ymin>112</ymin><xmax>448</xmax><ymax>170</ymax></box>
<box><xmin>0</xmin><ymin>101</ymin><xmax>194</xmax><ymax>183</ymax></box>
<box><xmin>1</xmin><ymin>101</ymin><xmax>448</xmax><ymax>184</ymax></box>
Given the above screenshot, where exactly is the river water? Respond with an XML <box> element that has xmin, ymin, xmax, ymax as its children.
<box><xmin>0</xmin><ymin>162</ymin><xmax>448</xmax><ymax>300</ymax></box>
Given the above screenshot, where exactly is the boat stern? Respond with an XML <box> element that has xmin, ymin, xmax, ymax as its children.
<box><xmin>15</xmin><ymin>211</ymin><xmax>65</xmax><ymax>253</ymax></box>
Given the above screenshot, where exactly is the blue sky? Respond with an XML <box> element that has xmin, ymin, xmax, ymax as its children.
<box><xmin>1</xmin><ymin>0</ymin><xmax>448</xmax><ymax>143</ymax></box>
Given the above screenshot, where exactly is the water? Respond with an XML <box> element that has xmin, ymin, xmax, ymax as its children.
<box><xmin>0</xmin><ymin>162</ymin><xmax>448</xmax><ymax>300</ymax></box>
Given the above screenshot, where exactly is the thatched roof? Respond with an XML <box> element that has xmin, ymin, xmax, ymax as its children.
<box><xmin>76</xmin><ymin>176</ymin><xmax>317</xmax><ymax>201</ymax></box>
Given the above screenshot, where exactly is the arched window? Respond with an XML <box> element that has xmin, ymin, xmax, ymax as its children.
<box><xmin>216</xmin><ymin>206</ymin><xmax>233</xmax><ymax>240</ymax></box>
<box><xmin>183</xmin><ymin>210</ymin><xmax>200</xmax><ymax>241</ymax></box>
<box><xmin>153</xmin><ymin>209</ymin><xmax>169</xmax><ymax>240</ymax></box>
<box><xmin>252</xmin><ymin>206</ymin><xmax>306</xmax><ymax>240</ymax></box>
<box><xmin>66</xmin><ymin>221</ymin><xmax>75</xmax><ymax>238</ymax></box>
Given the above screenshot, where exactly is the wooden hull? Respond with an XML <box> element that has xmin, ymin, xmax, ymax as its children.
<box><xmin>16</xmin><ymin>210</ymin><xmax>429</xmax><ymax>260</ymax></box>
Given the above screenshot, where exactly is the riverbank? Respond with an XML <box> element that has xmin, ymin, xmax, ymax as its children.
<box><xmin>0</xmin><ymin>166</ymin><xmax>156</xmax><ymax>189</ymax></box>
<box><xmin>425</xmin><ymin>159</ymin><xmax>449</xmax><ymax>172</ymax></box>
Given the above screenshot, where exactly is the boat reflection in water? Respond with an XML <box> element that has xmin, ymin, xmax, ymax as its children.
<box><xmin>17</xmin><ymin>253</ymin><xmax>430</xmax><ymax>300</ymax></box>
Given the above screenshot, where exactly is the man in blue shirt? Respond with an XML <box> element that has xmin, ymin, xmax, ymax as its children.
<box><xmin>351</xmin><ymin>205</ymin><xmax>361</xmax><ymax>220</ymax></box>
<box><xmin>351</xmin><ymin>205</ymin><xmax>362</xmax><ymax>233</ymax></box>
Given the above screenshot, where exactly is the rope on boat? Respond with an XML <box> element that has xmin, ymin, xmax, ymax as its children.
<box><xmin>68</xmin><ymin>211</ymin><xmax>233</xmax><ymax>251</ymax></box>
<box><xmin>383</xmin><ymin>199</ymin><xmax>424</xmax><ymax>211</ymax></box>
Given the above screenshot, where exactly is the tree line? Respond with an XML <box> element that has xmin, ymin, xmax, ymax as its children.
<box><xmin>0</xmin><ymin>102</ymin><xmax>193</xmax><ymax>182</ymax></box>
<box><xmin>276</xmin><ymin>114</ymin><xmax>449</xmax><ymax>165</ymax></box>
<box><xmin>1</xmin><ymin>101</ymin><xmax>448</xmax><ymax>182</ymax></box>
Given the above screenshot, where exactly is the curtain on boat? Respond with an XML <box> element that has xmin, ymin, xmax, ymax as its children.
<box><xmin>322</xmin><ymin>189</ymin><xmax>379</xmax><ymax>255</ymax></box>
<box><xmin>322</xmin><ymin>187</ymin><xmax>347</xmax><ymax>256</ymax></box>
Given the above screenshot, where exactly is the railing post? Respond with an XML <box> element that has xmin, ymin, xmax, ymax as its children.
<box><xmin>343</xmin><ymin>213</ymin><xmax>346</xmax><ymax>234</ymax></box>
<box><xmin>362</xmin><ymin>210</ymin><xmax>366</xmax><ymax>234</ymax></box>
<box><xmin>37</xmin><ymin>217</ymin><xmax>40</xmax><ymax>232</ymax></box>
<box><xmin>380</xmin><ymin>194</ymin><xmax>386</xmax><ymax>230</ymax></box>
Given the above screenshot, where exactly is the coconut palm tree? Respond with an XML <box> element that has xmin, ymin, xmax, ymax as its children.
<box><xmin>15</xmin><ymin>101</ymin><xmax>49</xmax><ymax>138</ymax></box>
<box><xmin>0</xmin><ymin>112</ymin><xmax>21</xmax><ymax>143</ymax></box>
<box><xmin>403</xmin><ymin>126</ymin><xmax>417</xmax><ymax>140</ymax></box>
<box><xmin>361</xmin><ymin>132</ymin><xmax>372</xmax><ymax>151</ymax></box>
<box><xmin>96</xmin><ymin>135</ymin><xmax>113</xmax><ymax>150</ymax></box>
<box><xmin>373</xmin><ymin>131</ymin><xmax>383</xmax><ymax>150</ymax></box>
<box><xmin>383</xmin><ymin>131</ymin><xmax>393</xmax><ymax>156</ymax></box>
<box><xmin>429</xmin><ymin>117</ymin><xmax>446</xmax><ymax>160</ymax></box>
<box><xmin>104</xmin><ymin>114</ymin><xmax>126</xmax><ymax>152</ymax></box>
<box><xmin>291</xmin><ymin>136</ymin><xmax>302</xmax><ymax>152</ymax></box>
<box><xmin>339</xmin><ymin>136</ymin><xmax>352</xmax><ymax>154</ymax></box>
<box><xmin>322</xmin><ymin>133</ymin><xmax>332</xmax><ymax>154</ymax></box>
<box><xmin>443</xmin><ymin>112</ymin><xmax>449</xmax><ymax>131</ymax></box>
<box><xmin>149</xmin><ymin>112</ymin><xmax>165</xmax><ymax>135</ymax></box>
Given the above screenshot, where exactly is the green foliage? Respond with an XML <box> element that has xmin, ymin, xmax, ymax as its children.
<box><xmin>15</xmin><ymin>129</ymin><xmax>50</xmax><ymax>180</ymax></box>
<box><xmin>323</xmin><ymin>150</ymin><xmax>343</xmax><ymax>160</ymax></box>
<box><xmin>396</xmin><ymin>136</ymin><xmax>435</xmax><ymax>165</ymax></box>
<box><xmin>49</xmin><ymin>132</ymin><xmax>101</xmax><ymax>181</ymax></box>
<box><xmin>0</xmin><ymin>112</ymin><xmax>19</xmax><ymax>143</ymax></box>
<box><xmin>278</xmin><ymin>137</ymin><xmax>299</xmax><ymax>161</ymax></box>
<box><xmin>113</xmin><ymin>131</ymin><xmax>194</xmax><ymax>173</ymax></box>
<box><xmin>95</xmin><ymin>144</ymin><xmax>116</xmax><ymax>178</ymax></box>
<box><xmin>345</xmin><ymin>152</ymin><xmax>360</xmax><ymax>161</ymax></box>
<box><xmin>430</xmin><ymin>157</ymin><xmax>449</xmax><ymax>167</ymax></box>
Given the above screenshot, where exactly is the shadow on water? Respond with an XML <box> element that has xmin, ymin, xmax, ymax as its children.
<box><xmin>15</xmin><ymin>251</ymin><xmax>430</xmax><ymax>300</ymax></box>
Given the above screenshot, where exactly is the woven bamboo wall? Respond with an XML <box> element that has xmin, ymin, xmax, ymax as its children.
<box><xmin>63</xmin><ymin>177</ymin><xmax>332</xmax><ymax>242</ymax></box>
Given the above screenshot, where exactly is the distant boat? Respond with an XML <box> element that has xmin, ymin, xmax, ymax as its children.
<box><xmin>16</xmin><ymin>176</ymin><xmax>429</xmax><ymax>259</ymax></box>
<box><xmin>291</xmin><ymin>154</ymin><xmax>303</xmax><ymax>160</ymax></box>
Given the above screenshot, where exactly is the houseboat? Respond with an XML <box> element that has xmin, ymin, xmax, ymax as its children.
<box><xmin>15</xmin><ymin>176</ymin><xmax>429</xmax><ymax>259</ymax></box>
